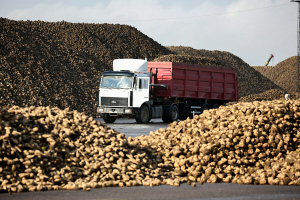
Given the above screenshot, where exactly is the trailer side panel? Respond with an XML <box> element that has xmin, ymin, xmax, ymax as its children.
<box><xmin>148</xmin><ymin>62</ymin><xmax>238</xmax><ymax>101</ymax></box>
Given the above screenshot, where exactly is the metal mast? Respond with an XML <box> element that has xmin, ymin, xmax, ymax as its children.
<box><xmin>291</xmin><ymin>1</ymin><xmax>300</xmax><ymax>55</ymax></box>
<box><xmin>298</xmin><ymin>2</ymin><xmax>300</xmax><ymax>55</ymax></box>
<box><xmin>291</xmin><ymin>0</ymin><xmax>300</xmax><ymax>96</ymax></box>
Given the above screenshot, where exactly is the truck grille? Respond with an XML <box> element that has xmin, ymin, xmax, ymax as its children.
<box><xmin>101</xmin><ymin>97</ymin><xmax>128</xmax><ymax>107</ymax></box>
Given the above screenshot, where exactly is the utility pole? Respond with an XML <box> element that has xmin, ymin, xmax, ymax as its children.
<box><xmin>291</xmin><ymin>0</ymin><xmax>300</xmax><ymax>97</ymax></box>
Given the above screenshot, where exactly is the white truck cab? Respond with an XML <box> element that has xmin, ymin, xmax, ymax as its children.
<box><xmin>97</xmin><ymin>59</ymin><xmax>154</xmax><ymax>123</ymax></box>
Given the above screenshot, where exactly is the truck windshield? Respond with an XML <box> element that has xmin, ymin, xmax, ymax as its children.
<box><xmin>101</xmin><ymin>76</ymin><xmax>132</xmax><ymax>89</ymax></box>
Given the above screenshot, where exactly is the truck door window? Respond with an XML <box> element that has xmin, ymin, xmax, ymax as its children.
<box><xmin>136</xmin><ymin>78</ymin><xmax>148</xmax><ymax>89</ymax></box>
<box><xmin>141</xmin><ymin>79</ymin><xmax>148</xmax><ymax>89</ymax></box>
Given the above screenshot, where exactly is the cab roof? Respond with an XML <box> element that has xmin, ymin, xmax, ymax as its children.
<box><xmin>101</xmin><ymin>71</ymin><xmax>134</xmax><ymax>76</ymax></box>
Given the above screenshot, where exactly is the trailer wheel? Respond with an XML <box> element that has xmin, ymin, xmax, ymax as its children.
<box><xmin>201</xmin><ymin>104</ymin><xmax>210</xmax><ymax>113</ymax></box>
<box><xmin>102</xmin><ymin>114</ymin><xmax>117</xmax><ymax>123</ymax></box>
<box><xmin>162</xmin><ymin>104</ymin><xmax>179</xmax><ymax>123</ymax></box>
<box><xmin>135</xmin><ymin>105</ymin><xmax>151</xmax><ymax>123</ymax></box>
<box><xmin>170</xmin><ymin>105</ymin><xmax>179</xmax><ymax>121</ymax></box>
<box><xmin>213</xmin><ymin>104</ymin><xmax>219</xmax><ymax>109</ymax></box>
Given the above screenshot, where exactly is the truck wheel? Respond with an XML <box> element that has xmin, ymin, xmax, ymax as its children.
<box><xmin>102</xmin><ymin>114</ymin><xmax>117</xmax><ymax>123</ymax></box>
<box><xmin>162</xmin><ymin>104</ymin><xmax>179</xmax><ymax>123</ymax></box>
<box><xmin>170</xmin><ymin>105</ymin><xmax>179</xmax><ymax>121</ymax></box>
<box><xmin>135</xmin><ymin>105</ymin><xmax>151</xmax><ymax>123</ymax></box>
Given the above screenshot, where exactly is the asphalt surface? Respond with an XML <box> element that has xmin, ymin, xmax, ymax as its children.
<box><xmin>1</xmin><ymin>118</ymin><xmax>300</xmax><ymax>200</ymax></box>
<box><xmin>95</xmin><ymin>118</ymin><xmax>169</xmax><ymax>138</ymax></box>
<box><xmin>1</xmin><ymin>182</ymin><xmax>300</xmax><ymax>200</ymax></box>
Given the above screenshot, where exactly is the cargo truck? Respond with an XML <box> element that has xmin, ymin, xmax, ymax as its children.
<box><xmin>97</xmin><ymin>59</ymin><xmax>239</xmax><ymax>123</ymax></box>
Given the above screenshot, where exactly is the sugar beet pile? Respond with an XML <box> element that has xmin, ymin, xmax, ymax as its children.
<box><xmin>1</xmin><ymin>18</ymin><xmax>300</xmax><ymax>193</ymax></box>
<box><xmin>253</xmin><ymin>56</ymin><xmax>299</xmax><ymax>94</ymax></box>
<box><xmin>1</xmin><ymin>18</ymin><xmax>297</xmax><ymax>115</ymax></box>
<box><xmin>1</xmin><ymin>99</ymin><xmax>300</xmax><ymax>192</ymax></box>
<box><xmin>0</xmin><ymin>18</ymin><xmax>171</xmax><ymax>116</ymax></box>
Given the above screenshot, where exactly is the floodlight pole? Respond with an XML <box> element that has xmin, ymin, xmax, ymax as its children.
<box><xmin>291</xmin><ymin>0</ymin><xmax>300</xmax><ymax>96</ymax></box>
<box><xmin>298</xmin><ymin>2</ymin><xmax>300</xmax><ymax>56</ymax></box>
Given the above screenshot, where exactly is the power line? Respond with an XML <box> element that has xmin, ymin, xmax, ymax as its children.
<box><xmin>7</xmin><ymin>2</ymin><xmax>292</xmax><ymax>23</ymax></box>
<box><xmin>107</xmin><ymin>2</ymin><xmax>292</xmax><ymax>22</ymax></box>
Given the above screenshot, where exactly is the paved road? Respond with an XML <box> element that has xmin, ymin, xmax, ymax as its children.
<box><xmin>95</xmin><ymin>118</ymin><xmax>169</xmax><ymax>138</ymax></box>
<box><xmin>1</xmin><ymin>118</ymin><xmax>300</xmax><ymax>200</ymax></box>
<box><xmin>1</xmin><ymin>182</ymin><xmax>300</xmax><ymax>200</ymax></box>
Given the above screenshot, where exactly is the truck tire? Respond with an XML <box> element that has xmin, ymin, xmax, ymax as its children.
<box><xmin>102</xmin><ymin>114</ymin><xmax>117</xmax><ymax>123</ymax></box>
<box><xmin>135</xmin><ymin>105</ymin><xmax>151</xmax><ymax>123</ymax></box>
<box><xmin>170</xmin><ymin>105</ymin><xmax>179</xmax><ymax>121</ymax></box>
<box><xmin>162</xmin><ymin>104</ymin><xmax>179</xmax><ymax>123</ymax></box>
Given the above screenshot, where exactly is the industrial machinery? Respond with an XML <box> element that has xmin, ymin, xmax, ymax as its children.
<box><xmin>265</xmin><ymin>54</ymin><xmax>274</xmax><ymax>66</ymax></box>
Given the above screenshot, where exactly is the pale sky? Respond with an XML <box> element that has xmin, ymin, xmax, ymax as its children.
<box><xmin>0</xmin><ymin>0</ymin><xmax>297</xmax><ymax>66</ymax></box>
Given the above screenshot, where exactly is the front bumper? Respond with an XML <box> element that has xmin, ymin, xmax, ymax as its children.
<box><xmin>97</xmin><ymin>107</ymin><xmax>133</xmax><ymax>115</ymax></box>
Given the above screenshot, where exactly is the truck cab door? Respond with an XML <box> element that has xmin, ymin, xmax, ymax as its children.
<box><xmin>133</xmin><ymin>77</ymin><xmax>149</xmax><ymax>108</ymax></box>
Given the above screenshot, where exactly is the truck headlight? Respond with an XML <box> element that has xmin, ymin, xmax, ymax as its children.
<box><xmin>98</xmin><ymin>108</ymin><xmax>104</xmax><ymax>112</ymax></box>
<box><xmin>125</xmin><ymin>109</ymin><xmax>132</xmax><ymax>113</ymax></box>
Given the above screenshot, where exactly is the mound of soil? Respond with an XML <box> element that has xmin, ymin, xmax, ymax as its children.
<box><xmin>0</xmin><ymin>18</ymin><xmax>171</xmax><ymax>115</ymax></box>
<box><xmin>167</xmin><ymin>46</ymin><xmax>283</xmax><ymax>97</ymax></box>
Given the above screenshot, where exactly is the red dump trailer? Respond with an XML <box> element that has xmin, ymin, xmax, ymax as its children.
<box><xmin>147</xmin><ymin>62</ymin><xmax>239</xmax><ymax>122</ymax></box>
<box><xmin>148</xmin><ymin>62</ymin><xmax>238</xmax><ymax>101</ymax></box>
